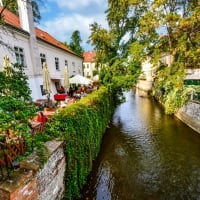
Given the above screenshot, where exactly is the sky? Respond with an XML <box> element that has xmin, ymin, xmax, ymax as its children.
<box><xmin>38</xmin><ymin>0</ymin><xmax>108</xmax><ymax>51</ymax></box>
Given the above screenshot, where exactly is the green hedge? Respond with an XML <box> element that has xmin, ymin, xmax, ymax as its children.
<box><xmin>46</xmin><ymin>86</ymin><xmax>115</xmax><ymax>199</ymax></box>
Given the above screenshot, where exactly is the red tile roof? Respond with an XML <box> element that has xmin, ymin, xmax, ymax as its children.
<box><xmin>0</xmin><ymin>6</ymin><xmax>21</xmax><ymax>28</ymax></box>
<box><xmin>35</xmin><ymin>28</ymin><xmax>75</xmax><ymax>55</ymax></box>
<box><xmin>83</xmin><ymin>51</ymin><xmax>96</xmax><ymax>62</ymax></box>
<box><xmin>0</xmin><ymin>6</ymin><xmax>80</xmax><ymax>57</ymax></box>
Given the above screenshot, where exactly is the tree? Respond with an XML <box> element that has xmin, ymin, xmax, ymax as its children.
<box><xmin>88</xmin><ymin>22</ymin><xmax>117</xmax><ymax>65</ymax></box>
<box><xmin>137</xmin><ymin>0</ymin><xmax>200</xmax><ymax>113</ymax></box>
<box><xmin>69</xmin><ymin>30</ymin><xmax>84</xmax><ymax>56</ymax></box>
<box><xmin>88</xmin><ymin>1</ymin><xmax>143</xmax><ymax>101</ymax></box>
<box><xmin>89</xmin><ymin>0</ymin><xmax>200</xmax><ymax>112</ymax></box>
<box><xmin>0</xmin><ymin>59</ymin><xmax>36</xmax><ymax>150</ymax></box>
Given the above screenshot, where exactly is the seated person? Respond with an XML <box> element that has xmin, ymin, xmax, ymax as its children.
<box><xmin>59</xmin><ymin>86</ymin><xmax>65</xmax><ymax>93</ymax></box>
<box><xmin>35</xmin><ymin>111</ymin><xmax>47</xmax><ymax>125</ymax></box>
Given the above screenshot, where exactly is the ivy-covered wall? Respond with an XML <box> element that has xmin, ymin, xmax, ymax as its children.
<box><xmin>46</xmin><ymin>86</ymin><xmax>115</xmax><ymax>199</ymax></box>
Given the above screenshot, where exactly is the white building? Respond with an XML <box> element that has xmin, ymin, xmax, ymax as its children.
<box><xmin>83</xmin><ymin>51</ymin><xmax>96</xmax><ymax>79</ymax></box>
<box><xmin>0</xmin><ymin>0</ymin><xmax>83</xmax><ymax>101</ymax></box>
<box><xmin>138</xmin><ymin>53</ymin><xmax>200</xmax><ymax>95</ymax></box>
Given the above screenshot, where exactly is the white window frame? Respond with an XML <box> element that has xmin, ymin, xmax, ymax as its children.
<box><xmin>40</xmin><ymin>53</ymin><xmax>46</xmax><ymax>66</ymax></box>
<box><xmin>14</xmin><ymin>46</ymin><xmax>26</xmax><ymax>66</ymax></box>
<box><xmin>65</xmin><ymin>60</ymin><xmax>68</xmax><ymax>67</ymax></box>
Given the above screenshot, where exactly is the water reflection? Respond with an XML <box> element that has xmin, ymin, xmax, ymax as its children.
<box><xmin>82</xmin><ymin>91</ymin><xmax>200</xmax><ymax>200</ymax></box>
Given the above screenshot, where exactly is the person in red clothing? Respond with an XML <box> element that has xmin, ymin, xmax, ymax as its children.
<box><xmin>60</xmin><ymin>86</ymin><xmax>65</xmax><ymax>93</ymax></box>
<box><xmin>36</xmin><ymin>111</ymin><xmax>47</xmax><ymax>125</ymax></box>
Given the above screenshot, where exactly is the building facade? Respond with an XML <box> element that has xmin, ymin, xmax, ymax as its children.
<box><xmin>0</xmin><ymin>0</ymin><xmax>83</xmax><ymax>101</ymax></box>
<box><xmin>83</xmin><ymin>51</ymin><xmax>96</xmax><ymax>79</ymax></box>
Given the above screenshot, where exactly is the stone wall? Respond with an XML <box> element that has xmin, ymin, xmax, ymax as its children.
<box><xmin>176</xmin><ymin>100</ymin><xmax>200</xmax><ymax>134</ymax></box>
<box><xmin>0</xmin><ymin>140</ymin><xmax>66</xmax><ymax>200</ymax></box>
<box><xmin>136</xmin><ymin>80</ymin><xmax>153</xmax><ymax>97</ymax></box>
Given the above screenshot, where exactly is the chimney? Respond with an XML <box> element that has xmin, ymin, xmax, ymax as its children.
<box><xmin>17</xmin><ymin>0</ymin><xmax>41</xmax><ymax>76</ymax></box>
<box><xmin>17</xmin><ymin>0</ymin><xmax>34</xmax><ymax>33</ymax></box>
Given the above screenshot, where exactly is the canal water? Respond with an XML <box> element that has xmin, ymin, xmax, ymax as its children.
<box><xmin>81</xmin><ymin>91</ymin><xmax>200</xmax><ymax>200</ymax></box>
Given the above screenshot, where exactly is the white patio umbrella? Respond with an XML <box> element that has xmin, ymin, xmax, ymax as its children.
<box><xmin>2</xmin><ymin>55</ymin><xmax>12</xmax><ymax>76</ymax></box>
<box><xmin>42</xmin><ymin>63</ymin><xmax>51</xmax><ymax>100</ymax></box>
<box><xmin>64</xmin><ymin>66</ymin><xmax>70</xmax><ymax>90</ymax></box>
<box><xmin>69</xmin><ymin>74</ymin><xmax>93</xmax><ymax>85</ymax></box>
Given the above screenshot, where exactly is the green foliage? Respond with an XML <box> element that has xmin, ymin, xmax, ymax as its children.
<box><xmin>88</xmin><ymin>22</ymin><xmax>118</xmax><ymax>65</ymax></box>
<box><xmin>152</xmin><ymin>63</ymin><xmax>196</xmax><ymax>114</ymax></box>
<box><xmin>90</xmin><ymin>0</ymin><xmax>200</xmax><ymax>115</ymax></box>
<box><xmin>99</xmin><ymin>58</ymin><xmax>141</xmax><ymax>104</ymax></box>
<box><xmin>0</xmin><ymin>63</ymin><xmax>36</xmax><ymax>151</ymax></box>
<box><xmin>163</xmin><ymin>87</ymin><xmax>192</xmax><ymax>114</ymax></box>
<box><xmin>46</xmin><ymin>86</ymin><xmax>115</xmax><ymax>200</ymax></box>
<box><xmin>69</xmin><ymin>30</ymin><xmax>84</xmax><ymax>56</ymax></box>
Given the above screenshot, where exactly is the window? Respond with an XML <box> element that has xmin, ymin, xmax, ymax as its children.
<box><xmin>87</xmin><ymin>64</ymin><xmax>89</xmax><ymax>69</ymax></box>
<box><xmin>14</xmin><ymin>46</ymin><xmax>26</xmax><ymax>66</ymax></box>
<box><xmin>72</xmin><ymin>62</ymin><xmax>75</xmax><ymax>73</ymax></box>
<box><xmin>78</xmin><ymin>66</ymin><xmax>81</xmax><ymax>74</ymax></box>
<box><xmin>40</xmin><ymin>85</ymin><xmax>46</xmax><ymax>95</ymax></box>
<box><xmin>55</xmin><ymin>81</ymin><xmax>60</xmax><ymax>93</ymax></box>
<box><xmin>55</xmin><ymin>57</ymin><xmax>59</xmax><ymax>70</ymax></box>
<box><xmin>40</xmin><ymin>53</ymin><xmax>46</xmax><ymax>66</ymax></box>
<box><xmin>65</xmin><ymin>60</ymin><xmax>68</xmax><ymax>67</ymax></box>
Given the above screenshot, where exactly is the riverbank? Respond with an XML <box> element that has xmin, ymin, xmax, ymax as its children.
<box><xmin>137</xmin><ymin>81</ymin><xmax>200</xmax><ymax>134</ymax></box>
<box><xmin>176</xmin><ymin>100</ymin><xmax>200</xmax><ymax>134</ymax></box>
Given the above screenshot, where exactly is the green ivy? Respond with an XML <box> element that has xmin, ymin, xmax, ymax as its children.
<box><xmin>152</xmin><ymin>63</ymin><xmax>197</xmax><ymax>114</ymax></box>
<box><xmin>46</xmin><ymin>86</ymin><xmax>115</xmax><ymax>200</ymax></box>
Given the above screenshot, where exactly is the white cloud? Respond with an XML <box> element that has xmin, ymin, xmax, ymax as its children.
<box><xmin>40</xmin><ymin>0</ymin><xmax>108</xmax><ymax>50</ymax></box>
<box><xmin>39</xmin><ymin>13</ymin><xmax>107</xmax><ymax>51</ymax></box>
<box><xmin>51</xmin><ymin>0</ymin><xmax>103</xmax><ymax>10</ymax></box>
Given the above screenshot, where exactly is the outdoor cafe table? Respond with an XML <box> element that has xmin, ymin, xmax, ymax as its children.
<box><xmin>54</xmin><ymin>93</ymin><xmax>68</xmax><ymax>101</ymax></box>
